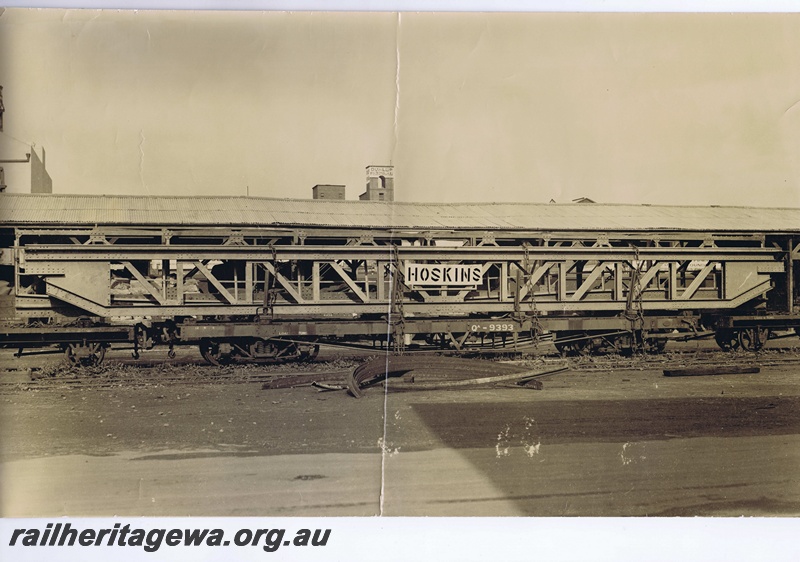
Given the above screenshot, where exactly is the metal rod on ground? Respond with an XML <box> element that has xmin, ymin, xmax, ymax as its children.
<box><xmin>346</xmin><ymin>356</ymin><xmax>549</xmax><ymax>397</ymax></box>
<box><xmin>663</xmin><ymin>366</ymin><xmax>760</xmax><ymax>377</ymax></box>
<box><xmin>370</xmin><ymin>365</ymin><xmax>568</xmax><ymax>393</ymax></box>
<box><xmin>261</xmin><ymin>369</ymin><xmax>352</xmax><ymax>389</ymax></box>
<box><xmin>12</xmin><ymin>349</ymin><xmax>67</xmax><ymax>357</ymax></box>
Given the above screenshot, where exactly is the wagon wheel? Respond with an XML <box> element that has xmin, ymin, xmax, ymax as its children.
<box><xmin>645</xmin><ymin>337</ymin><xmax>668</xmax><ymax>354</ymax></box>
<box><xmin>738</xmin><ymin>327</ymin><xmax>769</xmax><ymax>352</ymax></box>
<box><xmin>199</xmin><ymin>339</ymin><xmax>231</xmax><ymax>366</ymax></box>
<box><xmin>64</xmin><ymin>342</ymin><xmax>107</xmax><ymax>367</ymax></box>
<box><xmin>298</xmin><ymin>344</ymin><xmax>320</xmax><ymax>361</ymax></box>
<box><xmin>714</xmin><ymin>329</ymin><xmax>740</xmax><ymax>352</ymax></box>
<box><xmin>555</xmin><ymin>337</ymin><xmax>591</xmax><ymax>357</ymax></box>
<box><xmin>608</xmin><ymin>333</ymin><xmax>634</xmax><ymax>356</ymax></box>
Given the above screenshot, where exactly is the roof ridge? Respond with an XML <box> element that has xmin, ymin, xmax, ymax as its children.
<box><xmin>0</xmin><ymin>192</ymin><xmax>798</xmax><ymax>211</ymax></box>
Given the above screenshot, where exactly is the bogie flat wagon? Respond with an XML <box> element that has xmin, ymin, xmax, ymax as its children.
<box><xmin>1</xmin><ymin>194</ymin><xmax>799</xmax><ymax>365</ymax></box>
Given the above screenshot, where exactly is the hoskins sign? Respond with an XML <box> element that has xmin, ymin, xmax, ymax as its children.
<box><xmin>404</xmin><ymin>263</ymin><xmax>483</xmax><ymax>286</ymax></box>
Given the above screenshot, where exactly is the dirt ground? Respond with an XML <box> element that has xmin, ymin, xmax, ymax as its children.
<box><xmin>1</xmin><ymin>342</ymin><xmax>799</xmax><ymax>517</ymax></box>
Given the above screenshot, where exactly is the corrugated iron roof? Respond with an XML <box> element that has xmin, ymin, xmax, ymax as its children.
<box><xmin>1</xmin><ymin>193</ymin><xmax>799</xmax><ymax>233</ymax></box>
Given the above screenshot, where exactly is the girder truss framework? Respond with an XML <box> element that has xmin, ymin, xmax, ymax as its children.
<box><xmin>8</xmin><ymin>226</ymin><xmax>795</xmax><ymax>320</ymax></box>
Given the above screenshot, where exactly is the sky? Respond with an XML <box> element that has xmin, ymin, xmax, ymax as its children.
<box><xmin>1</xmin><ymin>8</ymin><xmax>800</xmax><ymax>207</ymax></box>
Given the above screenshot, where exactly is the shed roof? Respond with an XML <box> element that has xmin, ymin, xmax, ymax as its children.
<box><xmin>1</xmin><ymin>193</ymin><xmax>799</xmax><ymax>234</ymax></box>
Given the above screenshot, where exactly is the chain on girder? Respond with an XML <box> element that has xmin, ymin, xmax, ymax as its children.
<box><xmin>389</xmin><ymin>245</ymin><xmax>406</xmax><ymax>354</ymax></box>
<box><xmin>520</xmin><ymin>244</ymin><xmax>543</xmax><ymax>347</ymax></box>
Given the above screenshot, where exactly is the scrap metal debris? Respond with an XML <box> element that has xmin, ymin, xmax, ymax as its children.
<box><xmin>345</xmin><ymin>356</ymin><xmax>568</xmax><ymax>398</ymax></box>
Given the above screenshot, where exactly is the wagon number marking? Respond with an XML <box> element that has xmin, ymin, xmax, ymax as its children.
<box><xmin>470</xmin><ymin>323</ymin><xmax>516</xmax><ymax>332</ymax></box>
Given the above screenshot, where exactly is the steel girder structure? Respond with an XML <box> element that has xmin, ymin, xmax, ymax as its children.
<box><xmin>8</xmin><ymin>227</ymin><xmax>793</xmax><ymax>341</ymax></box>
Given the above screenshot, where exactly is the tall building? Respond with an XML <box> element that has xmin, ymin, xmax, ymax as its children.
<box><xmin>359</xmin><ymin>165</ymin><xmax>394</xmax><ymax>201</ymax></box>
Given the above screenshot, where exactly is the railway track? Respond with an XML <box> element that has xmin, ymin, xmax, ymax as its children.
<box><xmin>2</xmin><ymin>347</ymin><xmax>798</xmax><ymax>393</ymax></box>
<box><xmin>565</xmin><ymin>349</ymin><xmax>800</xmax><ymax>372</ymax></box>
<box><xmin>0</xmin><ymin>360</ymin><xmax>359</xmax><ymax>393</ymax></box>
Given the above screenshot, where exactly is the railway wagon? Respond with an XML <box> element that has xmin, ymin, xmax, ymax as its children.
<box><xmin>1</xmin><ymin>193</ymin><xmax>799</xmax><ymax>365</ymax></box>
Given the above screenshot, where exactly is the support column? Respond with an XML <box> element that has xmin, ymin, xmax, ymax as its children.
<box><xmin>500</xmin><ymin>262</ymin><xmax>508</xmax><ymax>301</ymax></box>
<box><xmin>789</xmin><ymin>237</ymin><xmax>794</xmax><ymax>313</ymax></box>
<box><xmin>558</xmin><ymin>262</ymin><xmax>567</xmax><ymax>301</ymax></box>
<box><xmin>312</xmin><ymin>262</ymin><xmax>321</xmax><ymax>302</ymax></box>
<box><xmin>245</xmin><ymin>262</ymin><xmax>254</xmax><ymax>304</ymax></box>
<box><xmin>175</xmin><ymin>261</ymin><xmax>183</xmax><ymax>305</ymax></box>
<box><xmin>668</xmin><ymin>263</ymin><xmax>677</xmax><ymax>301</ymax></box>
<box><xmin>377</xmin><ymin>261</ymin><xmax>385</xmax><ymax>301</ymax></box>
